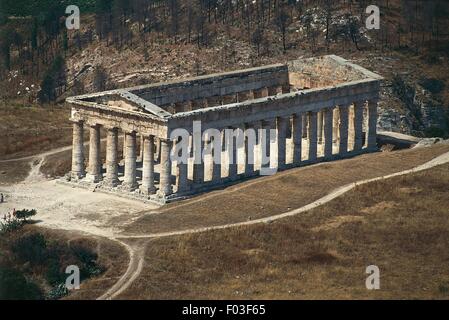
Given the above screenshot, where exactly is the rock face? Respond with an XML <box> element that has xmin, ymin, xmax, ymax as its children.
<box><xmin>386</xmin><ymin>75</ymin><xmax>448</xmax><ymax>137</ymax></box>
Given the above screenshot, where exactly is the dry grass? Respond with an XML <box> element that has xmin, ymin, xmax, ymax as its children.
<box><xmin>123</xmin><ymin>143</ymin><xmax>449</xmax><ymax>235</ymax></box>
<box><xmin>117</xmin><ymin>162</ymin><xmax>449</xmax><ymax>300</ymax></box>
<box><xmin>0</xmin><ymin>104</ymin><xmax>71</xmax><ymax>160</ymax></box>
<box><xmin>0</xmin><ymin>159</ymin><xmax>31</xmax><ymax>185</ymax></box>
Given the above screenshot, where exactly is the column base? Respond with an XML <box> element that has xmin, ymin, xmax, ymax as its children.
<box><xmin>86</xmin><ymin>173</ymin><xmax>103</xmax><ymax>183</ymax></box>
<box><xmin>103</xmin><ymin>178</ymin><xmax>121</xmax><ymax>188</ymax></box>
<box><xmin>157</xmin><ymin>188</ymin><xmax>173</xmax><ymax>197</ymax></box>
<box><xmin>140</xmin><ymin>185</ymin><xmax>157</xmax><ymax>195</ymax></box>
<box><xmin>122</xmin><ymin>182</ymin><xmax>139</xmax><ymax>192</ymax></box>
<box><xmin>70</xmin><ymin>171</ymin><xmax>85</xmax><ymax>181</ymax></box>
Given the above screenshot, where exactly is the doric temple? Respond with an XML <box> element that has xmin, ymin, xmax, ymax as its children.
<box><xmin>65</xmin><ymin>55</ymin><xmax>382</xmax><ymax>203</ymax></box>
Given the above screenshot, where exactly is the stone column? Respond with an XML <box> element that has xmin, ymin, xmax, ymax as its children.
<box><xmin>324</xmin><ymin>108</ymin><xmax>334</xmax><ymax>159</ymax></box>
<box><xmin>105</xmin><ymin>127</ymin><xmax>120</xmax><ymax>186</ymax></box>
<box><xmin>140</xmin><ymin>135</ymin><xmax>156</xmax><ymax>195</ymax></box>
<box><xmin>317</xmin><ymin>111</ymin><xmax>324</xmax><ymax>144</ymax></box>
<box><xmin>123</xmin><ymin>131</ymin><xmax>138</xmax><ymax>191</ymax></box>
<box><xmin>87</xmin><ymin>124</ymin><xmax>102</xmax><ymax>182</ymax></box>
<box><xmin>292</xmin><ymin>113</ymin><xmax>303</xmax><ymax>165</ymax></box>
<box><xmin>333</xmin><ymin>108</ymin><xmax>340</xmax><ymax>143</ymax></box>
<box><xmin>367</xmin><ymin>99</ymin><xmax>378</xmax><ymax>150</ymax></box>
<box><xmin>308</xmin><ymin>111</ymin><xmax>318</xmax><ymax>161</ymax></box>
<box><xmin>253</xmin><ymin>122</ymin><xmax>262</xmax><ymax>170</ymax></box>
<box><xmin>139</xmin><ymin>135</ymin><xmax>144</xmax><ymax>160</ymax></box>
<box><xmin>348</xmin><ymin>105</ymin><xmax>355</xmax><ymax>150</ymax></box>
<box><xmin>244</xmin><ymin>123</ymin><xmax>256</xmax><ymax>176</ymax></box>
<box><xmin>158</xmin><ymin>139</ymin><xmax>173</xmax><ymax>196</ymax></box>
<box><xmin>261</xmin><ymin>119</ymin><xmax>274</xmax><ymax>171</ymax></box>
<box><xmin>211</xmin><ymin>135</ymin><xmax>222</xmax><ymax>183</ymax></box>
<box><xmin>227</xmin><ymin>127</ymin><xmax>238</xmax><ymax>181</ymax></box>
<box><xmin>204</xmin><ymin>133</ymin><xmax>220</xmax><ymax>183</ymax></box>
<box><xmin>338</xmin><ymin>106</ymin><xmax>349</xmax><ymax>155</ymax></box>
<box><xmin>302</xmin><ymin>114</ymin><xmax>308</xmax><ymax>138</ymax></box>
<box><xmin>353</xmin><ymin>101</ymin><xmax>364</xmax><ymax>151</ymax></box>
<box><xmin>71</xmin><ymin>120</ymin><xmax>85</xmax><ymax>180</ymax></box>
<box><xmin>175</xmin><ymin>138</ymin><xmax>189</xmax><ymax>193</ymax></box>
<box><xmin>276</xmin><ymin>116</ymin><xmax>288</xmax><ymax>170</ymax></box>
<box><xmin>193</xmin><ymin>134</ymin><xmax>205</xmax><ymax>185</ymax></box>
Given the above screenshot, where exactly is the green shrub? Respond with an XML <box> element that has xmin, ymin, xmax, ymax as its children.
<box><xmin>70</xmin><ymin>243</ymin><xmax>104</xmax><ymax>279</ymax></box>
<box><xmin>46</xmin><ymin>283</ymin><xmax>69</xmax><ymax>300</ymax></box>
<box><xmin>0</xmin><ymin>266</ymin><xmax>43</xmax><ymax>300</ymax></box>
<box><xmin>11</xmin><ymin>233</ymin><xmax>47</xmax><ymax>265</ymax></box>
<box><xmin>0</xmin><ymin>219</ymin><xmax>23</xmax><ymax>234</ymax></box>
<box><xmin>46</xmin><ymin>258</ymin><xmax>65</xmax><ymax>286</ymax></box>
<box><xmin>425</xmin><ymin>126</ymin><xmax>445</xmax><ymax>138</ymax></box>
<box><xmin>15</xmin><ymin>209</ymin><xmax>37</xmax><ymax>221</ymax></box>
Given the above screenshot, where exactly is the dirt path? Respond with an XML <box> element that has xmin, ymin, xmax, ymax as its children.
<box><xmin>3</xmin><ymin>141</ymin><xmax>449</xmax><ymax>300</ymax></box>
<box><xmin>97</xmin><ymin>240</ymin><xmax>147</xmax><ymax>300</ymax></box>
<box><xmin>97</xmin><ymin>150</ymin><xmax>449</xmax><ymax>300</ymax></box>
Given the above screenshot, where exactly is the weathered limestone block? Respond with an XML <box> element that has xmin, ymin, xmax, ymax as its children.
<box><xmin>276</xmin><ymin>116</ymin><xmax>288</xmax><ymax>170</ymax></box>
<box><xmin>227</xmin><ymin>127</ymin><xmax>239</xmax><ymax>181</ymax></box>
<box><xmin>244</xmin><ymin>123</ymin><xmax>256</xmax><ymax>176</ymax></box>
<box><xmin>105</xmin><ymin>127</ymin><xmax>120</xmax><ymax>186</ymax></box>
<box><xmin>158</xmin><ymin>139</ymin><xmax>173</xmax><ymax>196</ymax></box>
<box><xmin>123</xmin><ymin>131</ymin><xmax>138</xmax><ymax>191</ymax></box>
<box><xmin>324</xmin><ymin>108</ymin><xmax>334</xmax><ymax>159</ymax></box>
<box><xmin>353</xmin><ymin>101</ymin><xmax>365</xmax><ymax>151</ymax></box>
<box><xmin>333</xmin><ymin>108</ymin><xmax>340</xmax><ymax>143</ymax></box>
<box><xmin>308</xmin><ymin>111</ymin><xmax>318</xmax><ymax>161</ymax></box>
<box><xmin>71</xmin><ymin>121</ymin><xmax>85</xmax><ymax>180</ymax></box>
<box><xmin>348</xmin><ymin>105</ymin><xmax>355</xmax><ymax>150</ymax></box>
<box><xmin>87</xmin><ymin>124</ymin><xmax>102</xmax><ymax>182</ymax></box>
<box><xmin>292</xmin><ymin>113</ymin><xmax>303</xmax><ymax>165</ymax></box>
<box><xmin>302</xmin><ymin>114</ymin><xmax>308</xmax><ymax>138</ymax></box>
<box><xmin>175</xmin><ymin>138</ymin><xmax>189</xmax><ymax>193</ymax></box>
<box><xmin>261</xmin><ymin>119</ymin><xmax>274</xmax><ymax>170</ymax></box>
<box><xmin>317</xmin><ymin>111</ymin><xmax>324</xmax><ymax>144</ymax></box>
<box><xmin>193</xmin><ymin>134</ymin><xmax>205</xmax><ymax>184</ymax></box>
<box><xmin>338</xmin><ymin>106</ymin><xmax>349</xmax><ymax>154</ymax></box>
<box><xmin>141</xmin><ymin>135</ymin><xmax>156</xmax><ymax>195</ymax></box>
<box><xmin>367</xmin><ymin>99</ymin><xmax>378</xmax><ymax>150</ymax></box>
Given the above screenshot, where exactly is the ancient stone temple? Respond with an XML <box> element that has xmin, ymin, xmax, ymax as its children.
<box><xmin>65</xmin><ymin>55</ymin><xmax>382</xmax><ymax>203</ymax></box>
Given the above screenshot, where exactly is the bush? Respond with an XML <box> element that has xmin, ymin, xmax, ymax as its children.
<box><xmin>0</xmin><ymin>266</ymin><xmax>43</xmax><ymax>300</ymax></box>
<box><xmin>418</xmin><ymin>78</ymin><xmax>445</xmax><ymax>94</ymax></box>
<box><xmin>46</xmin><ymin>258</ymin><xmax>65</xmax><ymax>286</ymax></box>
<box><xmin>15</xmin><ymin>209</ymin><xmax>37</xmax><ymax>222</ymax></box>
<box><xmin>0</xmin><ymin>219</ymin><xmax>23</xmax><ymax>234</ymax></box>
<box><xmin>11</xmin><ymin>233</ymin><xmax>47</xmax><ymax>265</ymax></box>
<box><xmin>70</xmin><ymin>243</ymin><xmax>104</xmax><ymax>279</ymax></box>
<box><xmin>46</xmin><ymin>283</ymin><xmax>69</xmax><ymax>300</ymax></box>
<box><xmin>425</xmin><ymin>126</ymin><xmax>445</xmax><ymax>138</ymax></box>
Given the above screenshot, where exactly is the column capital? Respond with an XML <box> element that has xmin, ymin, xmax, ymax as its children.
<box><xmin>122</xmin><ymin>129</ymin><xmax>137</xmax><ymax>135</ymax></box>
<box><xmin>88</xmin><ymin>123</ymin><xmax>101</xmax><ymax>128</ymax></box>
<box><xmin>70</xmin><ymin>119</ymin><xmax>84</xmax><ymax>124</ymax></box>
<box><xmin>104</xmin><ymin>125</ymin><xmax>119</xmax><ymax>132</ymax></box>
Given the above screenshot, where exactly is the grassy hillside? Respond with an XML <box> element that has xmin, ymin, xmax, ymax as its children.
<box><xmin>118</xmin><ymin>161</ymin><xmax>449</xmax><ymax>299</ymax></box>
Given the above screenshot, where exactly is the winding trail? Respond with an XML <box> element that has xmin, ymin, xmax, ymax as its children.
<box><xmin>99</xmin><ymin>150</ymin><xmax>449</xmax><ymax>300</ymax></box>
<box><xmin>3</xmin><ymin>142</ymin><xmax>449</xmax><ymax>300</ymax></box>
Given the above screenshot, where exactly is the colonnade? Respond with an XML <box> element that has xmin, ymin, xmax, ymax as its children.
<box><xmin>70</xmin><ymin>99</ymin><xmax>378</xmax><ymax>198</ymax></box>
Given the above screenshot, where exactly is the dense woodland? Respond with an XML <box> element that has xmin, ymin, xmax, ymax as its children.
<box><xmin>0</xmin><ymin>0</ymin><xmax>448</xmax><ymax>103</ymax></box>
